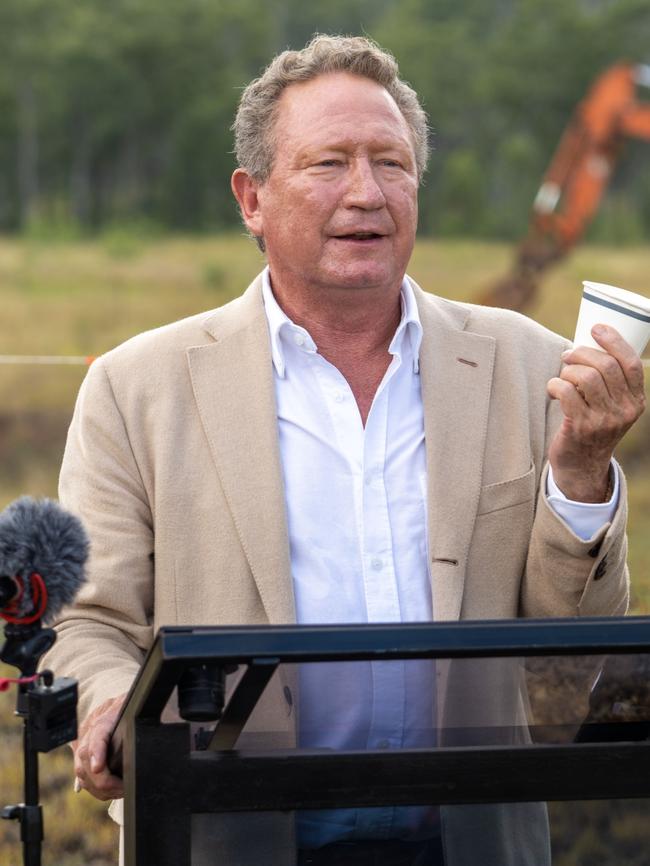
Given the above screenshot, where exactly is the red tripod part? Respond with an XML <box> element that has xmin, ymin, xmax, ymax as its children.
<box><xmin>0</xmin><ymin>674</ymin><xmax>39</xmax><ymax>692</ymax></box>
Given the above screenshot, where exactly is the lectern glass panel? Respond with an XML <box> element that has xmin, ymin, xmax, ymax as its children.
<box><xmin>117</xmin><ymin>620</ymin><xmax>650</xmax><ymax>866</ymax></box>
<box><xmin>228</xmin><ymin>654</ymin><xmax>650</xmax><ymax>749</ymax></box>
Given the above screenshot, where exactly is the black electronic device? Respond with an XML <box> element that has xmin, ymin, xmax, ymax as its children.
<box><xmin>178</xmin><ymin>664</ymin><xmax>227</xmax><ymax>722</ymax></box>
<box><xmin>27</xmin><ymin>677</ymin><xmax>78</xmax><ymax>753</ymax></box>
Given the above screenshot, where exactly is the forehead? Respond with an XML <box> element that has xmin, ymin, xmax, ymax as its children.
<box><xmin>274</xmin><ymin>71</ymin><xmax>414</xmax><ymax>156</ymax></box>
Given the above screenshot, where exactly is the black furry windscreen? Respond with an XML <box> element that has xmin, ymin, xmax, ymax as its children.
<box><xmin>0</xmin><ymin>497</ymin><xmax>89</xmax><ymax>623</ymax></box>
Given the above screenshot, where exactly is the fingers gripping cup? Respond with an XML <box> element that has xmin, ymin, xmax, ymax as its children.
<box><xmin>574</xmin><ymin>281</ymin><xmax>650</xmax><ymax>355</ymax></box>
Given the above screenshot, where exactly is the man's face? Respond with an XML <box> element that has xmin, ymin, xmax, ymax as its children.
<box><xmin>233</xmin><ymin>71</ymin><xmax>419</xmax><ymax>300</ymax></box>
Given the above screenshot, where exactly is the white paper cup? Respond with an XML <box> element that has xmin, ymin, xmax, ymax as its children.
<box><xmin>573</xmin><ymin>281</ymin><xmax>650</xmax><ymax>355</ymax></box>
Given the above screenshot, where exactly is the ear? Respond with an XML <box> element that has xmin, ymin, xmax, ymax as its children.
<box><xmin>231</xmin><ymin>169</ymin><xmax>264</xmax><ymax>238</ymax></box>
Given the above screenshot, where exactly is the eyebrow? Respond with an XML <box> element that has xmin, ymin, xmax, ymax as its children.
<box><xmin>296</xmin><ymin>139</ymin><xmax>415</xmax><ymax>164</ymax></box>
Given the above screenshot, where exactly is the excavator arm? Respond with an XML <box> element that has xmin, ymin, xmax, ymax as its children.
<box><xmin>482</xmin><ymin>63</ymin><xmax>650</xmax><ymax>311</ymax></box>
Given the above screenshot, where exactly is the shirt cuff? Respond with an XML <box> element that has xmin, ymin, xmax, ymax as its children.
<box><xmin>546</xmin><ymin>461</ymin><xmax>620</xmax><ymax>541</ymax></box>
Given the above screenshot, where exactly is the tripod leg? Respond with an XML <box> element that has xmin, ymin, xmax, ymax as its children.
<box><xmin>23</xmin><ymin>718</ymin><xmax>43</xmax><ymax>866</ymax></box>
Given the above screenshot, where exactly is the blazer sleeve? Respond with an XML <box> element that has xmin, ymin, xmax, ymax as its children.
<box><xmin>520</xmin><ymin>397</ymin><xmax>630</xmax><ymax>619</ymax></box>
<box><xmin>44</xmin><ymin>357</ymin><xmax>154</xmax><ymax>721</ymax></box>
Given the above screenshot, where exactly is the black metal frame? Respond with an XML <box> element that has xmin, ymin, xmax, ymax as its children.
<box><xmin>113</xmin><ymin>616</ymin><xmax>650</xmax><ymax>866</ymax></box>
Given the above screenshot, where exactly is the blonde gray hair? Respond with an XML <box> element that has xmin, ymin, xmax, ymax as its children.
<box><xmin>233</xmin><ymin>34</ymin><xmax>430</xmax><ymax>184</ymax></box>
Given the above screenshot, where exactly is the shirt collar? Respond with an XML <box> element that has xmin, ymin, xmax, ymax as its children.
<box><xmin>261</xmin><ymin>266</ymin><xmax>423</xmax><ymax>378</ymax></box>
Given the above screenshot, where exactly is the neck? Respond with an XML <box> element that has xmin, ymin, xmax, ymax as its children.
<box><xmin>268</xmin><ymin>274</ymin><xmax>404</xmax><ymax>426</ymax></box>
<box><xmin>269</xmin><ymin>275</ymin><xmax>403</xmax><ymax>361</ymax></box>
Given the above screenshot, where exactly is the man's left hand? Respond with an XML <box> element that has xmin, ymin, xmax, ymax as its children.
<box><xmin>547</xmin><ymin>324</ymin><xmax>646</xmax><ymax>502</ymax></box>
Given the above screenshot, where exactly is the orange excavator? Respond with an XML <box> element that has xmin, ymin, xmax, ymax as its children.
<box><xmin>481</xmin><ymin>62</ymin><xmax>650</xmax><ymax>311</ymax></box>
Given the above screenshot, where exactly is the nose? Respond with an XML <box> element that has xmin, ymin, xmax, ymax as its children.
<box><xmin>343</xmin><ymin>158</ymin><xmax>386</xmax><ymax>210</ymax></box>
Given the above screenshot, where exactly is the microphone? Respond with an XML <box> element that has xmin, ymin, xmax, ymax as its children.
<box><xmin>0</xmin><ymin>496</ymin><xmax>89</xmax><ymax>626</ymax></box>
<box><xmin>0</xmin><ymin>500</ymin><xmax>89</xmax><ymax>855</ymax></box>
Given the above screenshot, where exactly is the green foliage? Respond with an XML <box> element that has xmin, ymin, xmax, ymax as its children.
<box><xmin>436</xmin><ymin>149</ymin><xmax>487</xmax><ymax>236</ymax></box>
<box><xmin>0</xmin><ymin>0</ymin><xmax>649</xmax><ymax>239</ymax></box>
<box><xmin>588</xmin><ymin>196</ymin><xmax>648</xmax><ymax>244</ymax></box>
<box><xmin>485</xmin><ymin>132</ymin><xmax>544</xmax><ymax>237</ymax></box>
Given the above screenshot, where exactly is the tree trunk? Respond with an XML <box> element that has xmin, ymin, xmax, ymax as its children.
<box><xmin>70</xmin><ymin>123</ymin><xmax>92</xmax><ymax>227</ymax></box>
<box><xmin>16</xmin><ymin>79</ymin><xmax>39</xmax><ymax>228</ymax></box>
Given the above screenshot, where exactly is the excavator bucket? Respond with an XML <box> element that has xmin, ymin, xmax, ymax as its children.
<box><xmin>479</xmin><ymin>269</ymin><xmax>539</xmax><ymax>312</ymax></box>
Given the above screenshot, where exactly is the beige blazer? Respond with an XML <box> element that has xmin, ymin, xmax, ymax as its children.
<box><xmin>48</xmin><ymin>274</ymin><xmax>629</xmax><ymax>865</ymax></box>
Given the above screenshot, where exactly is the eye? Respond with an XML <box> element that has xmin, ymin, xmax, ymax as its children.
<box><xmin>379</xmin><ymin>158</ymin><xmax>402</xmax><ymax>168</ymax></box>
<box><xmin>317</xmin><ymin>159</ymin><xmax>342</xmax><ymax>167</ymax></box>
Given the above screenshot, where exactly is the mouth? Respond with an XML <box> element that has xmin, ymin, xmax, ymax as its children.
<box><xmin>332</xmin><ymin>232</ymin><xmax>385</xmax><ymax>242</ymax></box>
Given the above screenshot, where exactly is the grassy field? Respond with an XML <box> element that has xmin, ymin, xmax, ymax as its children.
<box><xmin>0</xmin><ymin>235</ymin><xmax>649</xmax><ymax>864</ymax></box>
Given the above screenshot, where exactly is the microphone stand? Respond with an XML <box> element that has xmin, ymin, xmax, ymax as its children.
<box><xmin>1</xmin><ymin>622</ymin><xmax>78</xmax><ymax>866</ymax></box>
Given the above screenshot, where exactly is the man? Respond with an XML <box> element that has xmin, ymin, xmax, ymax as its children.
<box><xmin>48</xmin><ymin>35</ymin><xmax>644</xmax><ymax>865</ymax></box>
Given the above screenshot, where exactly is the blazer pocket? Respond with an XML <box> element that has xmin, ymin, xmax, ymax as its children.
<box><xmin>477</xmin><ymin>464</ymin><xmax>536</xmax><ymax>516</ymax></box>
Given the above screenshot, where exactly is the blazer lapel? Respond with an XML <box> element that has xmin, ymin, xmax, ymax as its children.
<box><xmin>187</xmin><ymin>279</ymin><xmax>295</xmax><ymax>624</ymax></box>
<box><xmin>414</xmin><ymin>286</ymin><xmax>496</xmax><ymax>622</ymax></box>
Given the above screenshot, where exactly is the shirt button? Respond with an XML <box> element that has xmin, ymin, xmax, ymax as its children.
<box><xmin>371</xmin><ymin>557</ymin><xmax>383</xmax><ymax>571</ymax></box>
<box><xmin>333</xmin><ymin>390</ymin><xmax>344</xmax><ymax>403</ymax></box>
<box><xmin>588</xmin><ymin>541</ymin><xmax>603</xmax><ymax>558</ymax></box>
<box><xmin>377</xmin><ymin>739</ymin><xmax>390</xmax><ymax>749</ymax></box>
<box><xmin>293</xmin><ymin>333</ymin><xmax>305</xmax><ymax>347</ymax></box>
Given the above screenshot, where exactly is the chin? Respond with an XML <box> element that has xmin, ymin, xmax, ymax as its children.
<box><xmin>324</xmin><ymin>265</ymin><xmax>400</xmax><ymax>291</ymax></box>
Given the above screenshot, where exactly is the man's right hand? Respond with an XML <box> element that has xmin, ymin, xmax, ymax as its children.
<box><xmin>73</xmin><ymin>693</ymin><xmax>127</xmax><ymax>801</ymax></box>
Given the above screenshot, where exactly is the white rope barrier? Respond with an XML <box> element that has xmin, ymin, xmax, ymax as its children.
<box><xmin>0</xmin><ymin>355</ymin><xmax>94</xmax><ymax>365</ymax></box>
<box><xmin>0</xmin><ymin>355</ymin><xmax>647</xmax><ymax>367</ymax></box>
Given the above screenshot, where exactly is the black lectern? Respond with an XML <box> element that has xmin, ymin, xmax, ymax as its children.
<box><xmin>112</xmin><ymin>617</ymin><xmax>650</xmax><ymax>866</ymax></box>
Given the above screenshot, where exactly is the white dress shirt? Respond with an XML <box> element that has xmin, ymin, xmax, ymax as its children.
<box><xmin>261</xmin><ymin>268</ymin><xmax>618</xmax><ymax>846</ymax></box>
